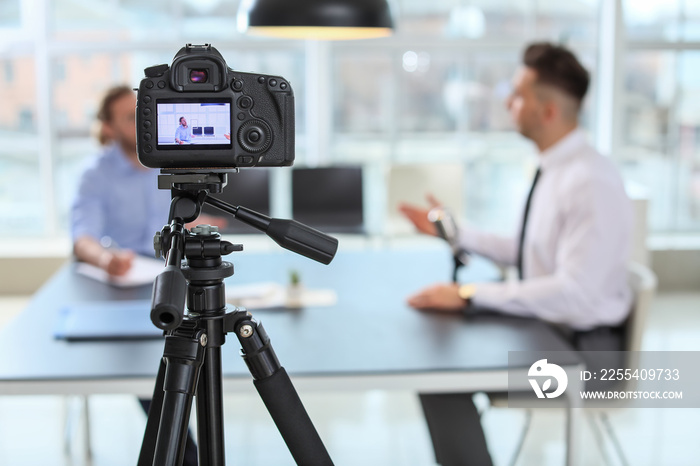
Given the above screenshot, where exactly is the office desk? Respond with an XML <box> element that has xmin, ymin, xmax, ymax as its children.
<box><xmin>0</xmin><ymin>247</ymin><xmax>583</xmax><ymax>464</ymax></box>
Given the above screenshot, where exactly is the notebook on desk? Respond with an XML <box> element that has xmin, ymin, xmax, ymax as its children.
<box><xmin>54</xmin><ymin>300</ymin><xmax>164</xmax><ymax>341</ymax></box>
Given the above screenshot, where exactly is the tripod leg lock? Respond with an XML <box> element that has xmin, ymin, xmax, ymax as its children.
<box><xmin>236</xmin><ymin>319</ymin><xmax>282</xmax><ymax>380</ymax></box>
<box><xmin>162</xmin><ymin>321</ymin><xmax>207</xmax><ymax>394</ymax></box>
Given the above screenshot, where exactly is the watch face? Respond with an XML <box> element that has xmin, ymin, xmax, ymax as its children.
<box><xmin>459</xmin><ymin>284</ymin><xmax>476</xmax><ymax>301</ymax></box>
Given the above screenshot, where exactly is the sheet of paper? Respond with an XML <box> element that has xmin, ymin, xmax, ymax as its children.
<box><xmin>226</xmin><ymin>282</ymin><xmax>337</xmax><ymax>310</ymax></box>
<box><xmin>75</xmin><ymin>255</ymin><xmax>164</xmax><ymax>288</ymax></box>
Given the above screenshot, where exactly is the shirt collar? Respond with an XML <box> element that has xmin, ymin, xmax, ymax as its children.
<box><xmin>537</xmin><ymin>128</ymin><xmax>587</xmax><ymax>171</ymax></box>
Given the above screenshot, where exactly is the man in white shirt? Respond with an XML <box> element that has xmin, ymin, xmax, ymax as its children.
<box><xmin>400</xmin><ymin>43</ymin><xmax>633</xmax><ymax>466</ymax></box>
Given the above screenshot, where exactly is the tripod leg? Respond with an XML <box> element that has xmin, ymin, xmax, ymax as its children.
<box><xmin>236</xmin><ymin>318</ymin><xmax>333</xmax><ymax>466</ymax></box>
<box><xmin>196</xmin><ymin>346</ymin><xmax>226</xmax><ymax>466</ymax></box>
<box><xmin>139</xmin><ymin>322</ymin><xmax>206</xmax><ymax>466</ymax></box>
<box><xmin>255</xmin><ymin>367</ymin><xmax>333</xmax><ymax>465</ymax></box>
<box><xmin>138</xmin><ymin>359</ymin><xmax>167</xmax><ymax>466</ymax></box>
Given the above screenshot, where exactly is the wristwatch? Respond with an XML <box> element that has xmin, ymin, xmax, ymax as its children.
<box><xmin>457</xmin><ymin>283</ymin><xmax>477</xmax><ymax>305</ymax></box>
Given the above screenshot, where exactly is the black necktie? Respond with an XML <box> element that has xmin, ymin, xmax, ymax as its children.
<box><xmin>517</xmin><ymin>168</ymin><xmax>541</xmax><ymax>280</ymax></box>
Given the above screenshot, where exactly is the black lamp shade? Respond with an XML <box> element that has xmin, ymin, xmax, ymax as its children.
<box><xmin>238</xmin><ymin>0</ymin><xmax>394</xmax><ymax>40</ymax></box>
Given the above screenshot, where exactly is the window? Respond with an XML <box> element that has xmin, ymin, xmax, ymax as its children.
<box><xmin>331</xmin><ymin>1</ymin><xmax>599</xmax><ymax>234</ymax></box>
<box><xmin>0</xmin><ymin>51</ymin><xmax>42</xmax><ymax>234</ymax></box>
<box><xmin>0</xmin><ymin>0</ymin><xmax>306</xmax><ymax>239</ymax></box>
<box><xmin>620</xmin><ymin>1</ymin><xmax>700</xmax><ymax>232</ymax></box>
<box><xmin>4</xmin><ymin>0</ymin><xmax>699</xmax><ymax>246</ymax></box>
<box><xmin>0</xmin><ymin>0</ymin><xmax>21</xmax><ymax>27</ymax></box>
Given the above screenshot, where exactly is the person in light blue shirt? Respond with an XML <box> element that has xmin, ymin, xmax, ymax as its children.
<box><xmin>71</xmin><ymin>86</ymin><xmax>171</xmax><ymax>276</ymax></box>
<box><xmin>174</xmin><ymin>116</ymin><xmax>192</xmax><ymax>144</ymax></box>
<box><xmin>72</xmin><ymin>141</ymin><xmax>170</xmax><ymax>254</ymax></box>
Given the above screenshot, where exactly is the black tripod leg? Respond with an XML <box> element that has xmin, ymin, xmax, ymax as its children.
<box><xmin>255</xmin><ymin>367</ymin><xmax>333</xmax><ymax>465</ymax></box>
<box><xmin>138</xmin><ymin>358</ymin><xmax>167</xmax><ymax>466</ymax></box>
<box><xmin>236</xmin><ymin>318</ymin><xmax>333</xmax><ymax>466</ymax></box>
<box><xmin>140</xmin><ymin>322</ymin><xmax>206</xmax><ymax>466</ymax></box>
<box><xmin>195</xmin><ymin>346</ymin><xmax>226</xmax><ymax>466</ymax></box>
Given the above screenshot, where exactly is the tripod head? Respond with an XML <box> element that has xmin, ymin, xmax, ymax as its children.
<box><xmin>150</xmin><ymin>169</ymin><xmax>339</xmax><ymax>330</ymax></box>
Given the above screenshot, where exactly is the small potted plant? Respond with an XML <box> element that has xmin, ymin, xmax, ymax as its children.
<box><xmin>286</xmin><ymin>269</ymin><xmax>303</xmax><ymax>308</ymax></box>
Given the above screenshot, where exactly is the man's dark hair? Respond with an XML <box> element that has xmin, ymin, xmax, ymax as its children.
<box><xmin>96</xmin><ymin>85</ymin><xmax>134</xmax><ymax>145</ymax></box>
<box><xmin>97</xmin><ymin>85</ymin><xmax>133</xmax><ymax>123</ymax></box>
<box><xmin>523</xmin><ymin>42</ymin><xmax>590</xmax><ymax>105</ymax></box>
<box><xmin>179</xmin><ymin>116</ymin><xmax>185</xmax><ymax>124</ymax></box>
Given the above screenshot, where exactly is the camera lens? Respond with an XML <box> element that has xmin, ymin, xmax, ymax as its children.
<box><xmin>190</xmin><ymin>69</ymin><xmax>208</xmax><ymax>83</ymax></box>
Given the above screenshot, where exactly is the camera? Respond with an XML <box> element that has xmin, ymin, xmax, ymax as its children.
<box><xmin>136</xmin><ymin>44</ymin><xmax>295</xmax><ymax>169</ymax></box>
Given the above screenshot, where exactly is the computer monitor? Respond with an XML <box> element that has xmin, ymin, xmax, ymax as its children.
<box><xmin>204</xmin><ymin>126</ymin><xmax>214</xmax><ymax>136</ymax></box>
<box><xmin>201</xmin><ymin>169</ymin><xmax>271</xmax><ymax>234</ymax></box>
<box><xmin>192</xmin><ymin>126</ymin><xmax>203</xmax><ymax>136</ymax></box>
<box><xmin>291</xmin><ymin>166</ymin><xmax>364</xmax><ymax>234</ymax></box>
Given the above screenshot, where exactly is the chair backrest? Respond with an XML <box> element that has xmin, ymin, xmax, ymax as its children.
<box><xmin>616</xmin><ymin>261</ymin><xmax>657</xmax><ymax>397</ymax></box>
<box><xmin>623</xmin><ymin>261</ymin><xmax>657</xmax><ymax>353</ymax></box>
<box><xmin>385</xmin><ymin>163</ymin><xmax>464</xmax><ymax>235</ymax></box>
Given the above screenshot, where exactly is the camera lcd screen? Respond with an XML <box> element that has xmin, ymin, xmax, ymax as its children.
<box><xmin>156</xmin><ymin>100</ymin><xmax>232</xmax><ymax>148</ymax></box>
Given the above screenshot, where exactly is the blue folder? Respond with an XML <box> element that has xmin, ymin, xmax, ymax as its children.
<box><xmin>54</xmin><ymin>300</ymin><xmax>164</xmax><ymax>341</ymax></box>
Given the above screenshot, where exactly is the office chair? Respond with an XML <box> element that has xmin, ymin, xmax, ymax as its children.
<box><xmin>486</xmin><ymin>262</ymin><xmax>657</xmax><ymax>466</ymax></box>
<box><xmin>584</xmin><ymin>261</ymin><xmax>657</xmax><ymax>466</ymax></box>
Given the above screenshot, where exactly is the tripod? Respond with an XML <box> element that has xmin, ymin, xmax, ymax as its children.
<box><xmin>138</xmin><ymin>170</ymin><xmax>338</xmax><ymax>466</ymax></box>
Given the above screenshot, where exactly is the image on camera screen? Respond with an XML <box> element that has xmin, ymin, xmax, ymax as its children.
<box><xmin>156</xmin><ymin>101</ymin><xmax>232</xmax><ymax>147</ymax></box>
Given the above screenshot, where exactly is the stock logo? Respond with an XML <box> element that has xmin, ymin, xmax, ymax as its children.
<box><xmin>528</xmin><ymin>359</ymin><xmax>568</xmax><ymax>399</ymax></box>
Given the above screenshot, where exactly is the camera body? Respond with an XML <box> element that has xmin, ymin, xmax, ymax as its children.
<box><xmin>136</xmin><ymin>44</ymin><xmax>295</xmax><ymax>169</ymax></box>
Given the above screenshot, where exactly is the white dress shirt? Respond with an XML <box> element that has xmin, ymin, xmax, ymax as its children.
<box><xmin>459</xmin><ymin>129</ymin><xmax>633</xmax><ymax>331</ymax></box>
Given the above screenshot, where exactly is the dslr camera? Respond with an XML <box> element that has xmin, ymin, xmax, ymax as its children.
<box><xmin>136</xmin><ymin>44</ymin><xmax>295</xmax><ymax>169</ymax></box>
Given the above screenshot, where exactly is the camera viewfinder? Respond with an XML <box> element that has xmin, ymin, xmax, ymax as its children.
<box><xmin>190</xmin><ymin>69</ymin><xmax>208</xmax><ymax>83</ymax></box>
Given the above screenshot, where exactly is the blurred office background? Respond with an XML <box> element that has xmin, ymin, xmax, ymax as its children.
<box><xmin>2</xmin><ymin>0</ymin><xmax>700</xmax><ymax>245</ymax></box>
<box><xmin>1</xmin><ymin>0</ymin><xmax>700</xmax><ymax>465</ymax></box>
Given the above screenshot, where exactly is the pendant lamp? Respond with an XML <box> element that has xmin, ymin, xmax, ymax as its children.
<box><xmin>237</xmin><ymin>0</ymin><xmax>394</xmax><ymax>40</ymax></box>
